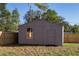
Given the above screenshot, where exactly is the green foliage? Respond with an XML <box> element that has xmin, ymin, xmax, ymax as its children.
<box><xmin>24</xmin><ymin>9</ymin><xmax>34</xmax><ymax>23</ymax></box>
<box><xmin>0</xmin><ymin>3</ymin><xmax>20</xmax><ymax>32</ymax></box>
<box><xmin>24</xmin><ymin>3</ymin><xmax>48</xmax><ymax>23</ymax></box>
<box><xmin>12</xmin><ymin>8</ymin><xmax>19</xmax><ymax>24</ymax></box>
<box><xmin>24</xmin><ymin>4</ymin><xmax>72</xmax><ymax>33</ymax></box>
<box><xmin>41</xmin><ymin>9</ymin><xmax>73</xmax><ymax>32</ymax></box>
<box><xmin>0</xmin><ymin>3</ymin><xmax>6</xmax><ymax>10</ymax></box>
<box><xmin>62</xmin><ymin>21</ymin><xmax>72</xmax><ymax>32</ymax></box>
<box><xmin>71</xmin><ymin>24</ymin><xmax>79</xmax><ymax>33</ymax></box>
<box><xmin>35</xmin><ymin>3</ymin><xmax>48</xmax><ymax>11</ymax></box>
<box><xmin>11</xmin><ymin>8</ymin><xmax>20</xmax><ymax>31</ymax></box>
<box><xmin>0</xmin><ymin>3</ymin><xmax>11</xmax><ymax>31</ymax></box>
<box><xmin>42</xmin><ymin>9</ymin><xmax>64</xmax><ymax>23</ymax></box>
<box><xmin>0</xmin><ymin>3</ymin><xmax>78</xmax><ymax>33</ymax></box>
<box><xmin>24</xmin><ymin>10</ymin><xmax>41</xmax><ymax>23</ymax></box>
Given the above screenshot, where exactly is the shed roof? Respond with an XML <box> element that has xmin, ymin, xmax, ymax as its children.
<box><xmin>19</xmin><ymin>19</ymin><xmax>63</xmax><ymax>27</ymax></box>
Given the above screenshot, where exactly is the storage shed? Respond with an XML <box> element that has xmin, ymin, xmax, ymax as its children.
<box><xmin>19</xmin><ymin>20</ymin><xmax>64</xmax><ymax>46</ymax></box>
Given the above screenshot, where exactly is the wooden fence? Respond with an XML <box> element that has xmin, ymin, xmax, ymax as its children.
<box><xmin>0</xmin><ymin>31</ymin><xmax>79</xmax><ymax>45</ymax></box>
<box><xmin>0</xmin><ymin>31</ymin><xmax>18</xmax><ymax>45</ymax></box>
<box><xmin>64</xmin><ymin>33</ymin><xmax>79</xmax><ymax>43</ymax></box>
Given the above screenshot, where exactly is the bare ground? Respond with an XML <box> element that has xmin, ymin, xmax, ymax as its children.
<box><xmin>0</xmin><ymin>44</ymin><xmax>79</xmax><ymax>56</ymax></box>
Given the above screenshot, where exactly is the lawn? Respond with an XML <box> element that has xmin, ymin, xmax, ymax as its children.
<box><xmin>64</xmin><ymin>43</ymin><xmax>79</xmax><ymax>46</ymax></box>
<box><xmin>0</xmin><ymin>43</ymin><xmax>79</xmax><ymax>56</ymax></box>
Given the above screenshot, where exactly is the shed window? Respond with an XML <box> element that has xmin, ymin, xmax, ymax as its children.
<box><xmin>26</xmin><ymin>28</ymin><xmax>33</xmax><ymax>39</ymax></box>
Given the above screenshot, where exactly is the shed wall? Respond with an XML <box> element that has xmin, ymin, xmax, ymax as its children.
<box><xmin>19</xmin><ymin>20</ymin><xmax>63</xmax><ymax>45</ymax></box>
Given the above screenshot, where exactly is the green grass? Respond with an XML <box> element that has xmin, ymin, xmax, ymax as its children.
<box><xmin>0</xmin><ymin>43</ymin><xmax>79</xmax><ymax>56</ymax></box>
<box><xmin>64</xmin><ymin>43</ymin><xmax>79</xmax><ymax>46</ymax></box>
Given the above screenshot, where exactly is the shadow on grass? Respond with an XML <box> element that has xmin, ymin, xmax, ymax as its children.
<box><xmin>0</xmin><ymin>44</ymin><xmax>60</xmax><ymax>47</ymax></box>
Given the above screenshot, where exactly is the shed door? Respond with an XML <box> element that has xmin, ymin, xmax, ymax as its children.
<box><xmin>46</xmin><ymin>29</ymin><xmax>56</xmax><ymax>45</ymax></box>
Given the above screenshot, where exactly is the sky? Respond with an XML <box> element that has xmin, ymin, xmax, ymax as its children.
<box><xmin>6</xmin><ymin>3</ymin><xmax>79</xmax><ymax>25</ymax></box>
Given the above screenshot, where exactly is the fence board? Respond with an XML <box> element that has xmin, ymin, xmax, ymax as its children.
<box><xmin>64</xmin><ymin>33</ymin><xmax>79</xmax><ymax>43</ymax></box>
<box><xmin>0</xmin><ymin>31</ymin><xmax>18</xmax><ymax>45</ymax></box>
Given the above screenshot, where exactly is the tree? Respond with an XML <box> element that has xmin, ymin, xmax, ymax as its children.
<box><xmin>33</xmin><ymin>10</ymin><xmax>41</xmax><ymax>19</ymax></box>
<box><xmin>0</xmin><ymin>3</ymin><xmax>6</xmax><ymax>10</ymax></box>
<box><xmin>0</xmin><ymin>3</ymin><xmax>12</xmax><ymax>31</ymax></box>
<box><xmin>2</xmin><ymin>10</ymin><xmax>11</xmax><ymax>31</ymax></box>
<box><xmin>24</xmin><ymin>3</ymin><xmax>48</xmax><ymax>23</ymax></box>
<box><xmin>24</xmin><ymin>4</ymin><xmax>79</xmax><ymax>33</ymax></box>
<box><xmin>24</xmin><ymin>10</ymin><xmax>41</xmax><ymax>23</ymax></box>
<box><xmin>62</xmin><ymin>21</ymin><xmax>72</xmax><ymax>32</ymax></box>
<box><xmin>24</xmin><ymin>9</ymin><xmax>34</xmax><ymax>23</ymax></box>
<box><xmin>41</xmin><ymin>9</ymin><xmax>74</xmax><ymax>32</ymax></box>
<box><xmin>0</xmin><ymin>4</ymin><xmax>20</xmax><ymax>32</ymax></box>
<box><xmin>11</xmin><ymin>8</ymin><xmax>20</xmax><ymax>31</ymax></box>
<box><xmin>71</xmin><ymin>24</ymin><xmax>79</xmax><ymax>33</ymax></box>
<box><xmin>34</xmin><ymin>3</ymin><xmax>48</xmax><ymax>11</ymax></box>
<box><xmin>42</xmin><ymin>9</ymin><xmax>64</xmax><ymax>23</ymax></box>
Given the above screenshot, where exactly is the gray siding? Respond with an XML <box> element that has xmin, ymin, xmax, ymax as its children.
<box><xmin>19</xmin><ymin>20</ymin><xmax>64</xmax><ymax>46</ymax></box>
